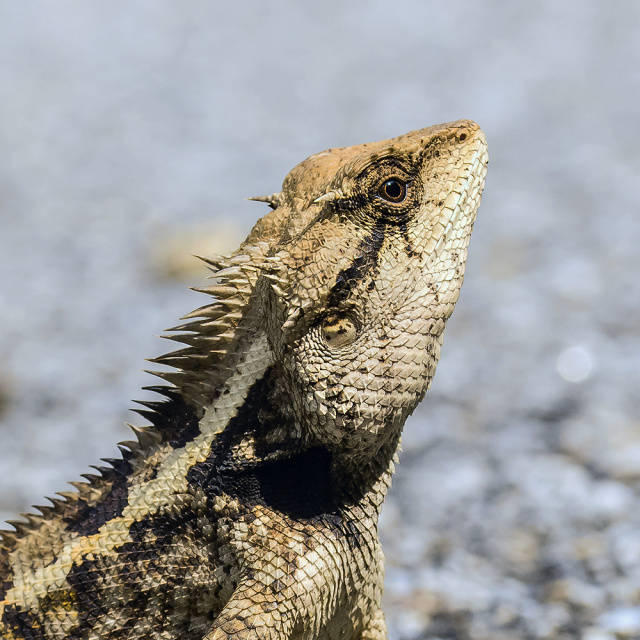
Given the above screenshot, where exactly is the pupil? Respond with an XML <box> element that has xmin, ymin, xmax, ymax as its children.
<box><xmin>386</xmin><ymin>180</ymin><xmax>401</xmax><ymax>198</ymax></box>
<box><xmin>381</xmin><ymin>179</ymin><xmax>405</xmax><ymax>201</ymax></box>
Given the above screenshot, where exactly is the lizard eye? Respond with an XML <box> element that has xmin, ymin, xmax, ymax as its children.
<box><xmin>378</xmin><ymin>178</ymin><xmax>407</xmax><ymax>203</ymax></box>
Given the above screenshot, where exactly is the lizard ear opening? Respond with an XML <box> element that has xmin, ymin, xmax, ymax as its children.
<box><xmin>320</xmin><ymin>313</ymin><xmax>359</xmax><ymax>349</ymax></box>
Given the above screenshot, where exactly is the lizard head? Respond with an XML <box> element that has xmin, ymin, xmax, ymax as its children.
<box><xmin>254</xmin><ymin>120</ymin><xmax>488</xmax><ymax>458</ymax></box>
<box><xmin>159</xmin><ymin>121</ymin><xmax>486</xmax><ymax>464</ymax></box>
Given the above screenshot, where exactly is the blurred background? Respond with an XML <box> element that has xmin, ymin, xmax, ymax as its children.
<box><xmin>0</xmin><ymin>2</ymin><xmax>639</xmax><ymax>638</ymax></box>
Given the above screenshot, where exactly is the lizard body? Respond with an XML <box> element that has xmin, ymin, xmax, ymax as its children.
<box><xmin>0</xmin><ymin>120</ymin><xmax>487</xmax><ymax>640</ymax></box>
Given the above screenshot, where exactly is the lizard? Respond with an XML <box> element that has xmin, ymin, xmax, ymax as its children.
<box><xmin>0</xmin><ymin>119</ymin><xmax>488</xmax><ymax>640</ymax></box>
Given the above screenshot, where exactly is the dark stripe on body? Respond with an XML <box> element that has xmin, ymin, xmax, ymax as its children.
<box><xmin>66</xmin><ymin>457</ymin><xmax>132</xmax><ymax>536</ymax></box>
<box><xmin>66</xmin><ymin>507</ymin><xmax>210</xmax><ymax>640</ymax></box>
<box><xmin>1</xmin><ymin>578</ymin><xmax>11</xmax><ymax>601</ymax></box>
<box><xmin>1</xmin><ymin>603</ymin><xmax>46</xmax><ymax>640</ymax></box>
<box><xmin>65</xmin><ymin>556</ymin><xmax>112</xmax><ymax>639</ymax></box>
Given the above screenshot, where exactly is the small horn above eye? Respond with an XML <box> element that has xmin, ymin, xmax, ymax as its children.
<box><xmin>313</xmin><ymin>189</ymin><xmax>344</xmax><ymax>204</ymax></box>
<box><xmin>247</xmin><ymin>192</ymin><xmax>282</xmax><ymax>210</ymax></box>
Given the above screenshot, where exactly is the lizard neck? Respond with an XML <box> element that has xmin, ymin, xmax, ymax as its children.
<box><xmin>330</xmin><ymin>429</ymin><xmax>402</xmax><ymax>513</ymax></box>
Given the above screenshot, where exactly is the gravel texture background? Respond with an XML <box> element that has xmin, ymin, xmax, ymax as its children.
<box><xmin>1</xmin><ymin>3</ymin><xmax>639</xmax><ymax>638</ymax></box>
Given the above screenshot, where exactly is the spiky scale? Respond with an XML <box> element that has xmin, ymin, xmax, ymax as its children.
<box><xmin>128</xmin><ymin>424</ymin><xmax>162</xmax><ymax>449</ymax></box>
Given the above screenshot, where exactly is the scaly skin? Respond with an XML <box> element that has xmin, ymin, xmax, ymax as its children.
<box><xmin>0</xmin><ymin>120</ymin><xmax>488</xmax><ymax>640</ymax></box>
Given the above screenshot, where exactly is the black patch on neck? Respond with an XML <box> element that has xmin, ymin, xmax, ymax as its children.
<box><xmin>186</xmin><ymin>370</ymin><xmax>274</xmax><ymax>490</ymax></box>
<box><xmin>327</xmin><ymin>226</ymin><xmax>386</xmax><ymax>309</ymax></box>
<box><xmin>221</xmin><ymin>446</ymin><xmax>334</xmax><ymax>519</ymax></box>
<box><xmin>186</xmin><ymin>368</ymin><xmax>338</xmax><ymax>521</ymax></box>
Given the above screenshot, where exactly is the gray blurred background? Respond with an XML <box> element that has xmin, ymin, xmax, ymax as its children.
<box><xmin>1</xmin><ymin>2</ymin><xmax>639</xmax><ymax>638</ymax></box>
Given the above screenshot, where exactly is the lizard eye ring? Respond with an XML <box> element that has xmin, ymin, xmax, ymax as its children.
<box><xmin>377</xmin><ymin>178</ymin><xmax>407</xmax><ymax>203</ymax></box>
